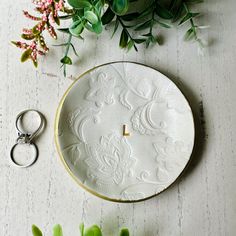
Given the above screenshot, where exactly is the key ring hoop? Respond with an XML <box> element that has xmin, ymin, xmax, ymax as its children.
<box><xmin>15</xmin><ymin>109</ymin><xmax>44</xmax><ymax>143</ymax></box>
<box><xmin>10</xmin><ymin>142</ymin><xmax>38</xmax><ymax>168</ymax></box>
<box><xmin>10</xmin><ymin>109</ymin><xmax>45</xmax><ymax>168</ymax></box>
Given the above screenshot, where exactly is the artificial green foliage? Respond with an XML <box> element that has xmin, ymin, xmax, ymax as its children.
<box><xmin>53</xmin><ymin>224</ymin><xmax>64</xmax><ymax>236</ymax></box>
<box><xmin>12</xmin><ymin>0</ymin><xmax>207</xmax><ymax>76</ymax></box>
<box><xmin>119</xmin><ymin>228</ymin><xmax>129</xmax><ymax>236</ymax></box>
<box><xmin>111</xmin><ymin>0</ymin><xmax>129</xmax><ymax>15</ymax></box>
<box><xmin>31</xmin><ymin>224</ymin><xmax>130</xmax><ymax>236</ymax></box>
<box><xmin>84</xmin><ymin>225</ymin><xmax>103</xmax><ymax>236</ymax></box>
<box><xmin>32</xmin><ymin>225</ymin><xmax>43</xmax><ymax>236</ymax></box>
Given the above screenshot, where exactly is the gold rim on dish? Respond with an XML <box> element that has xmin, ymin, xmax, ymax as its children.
<box><xmin>54</xmin><ymin>61</ymin><xmax>196</xmax><ymax>203</ymax></box>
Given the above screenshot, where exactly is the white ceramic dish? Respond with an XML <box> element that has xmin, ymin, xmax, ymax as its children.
<box><xmin>55</xmin><ymin>62</ymin><xmax>195</xmax><ymax>202</ymax></box>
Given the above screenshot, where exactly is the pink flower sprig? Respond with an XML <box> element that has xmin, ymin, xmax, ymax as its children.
<box><xmin>12</xmin><ymin>40</ymin><xmax>46</xmax><ymax>67</ymax></box>
<box><xmin>12</xmin><ymin>0</ymin><xmax>65</xmax><ymax>67</ymax></box>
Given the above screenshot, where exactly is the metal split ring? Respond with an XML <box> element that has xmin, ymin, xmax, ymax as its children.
<box><xmin>10</xmin><ymin>109</ymin><xmax>45</xmax><ymax>168</ymax></box>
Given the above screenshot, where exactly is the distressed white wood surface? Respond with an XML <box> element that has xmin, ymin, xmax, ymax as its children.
<box><xmin>1</xmin><ymin>0</ymin><xmax>236</xmax><ymax>235</ymax></box>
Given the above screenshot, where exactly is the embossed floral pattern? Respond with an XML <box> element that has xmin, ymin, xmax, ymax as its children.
<box><xmin>68</xmin><ymin>107</ymin><xmax>100</xmax><ymax>142</ymax></box>
<box><xmin>153</xmin><ymin>137</ymin><xmax>191</xmax><ymax>182</ymax></box>
<box><xmin>84</xmin><ymin>133</ymin><xmax>136</xmax><ymax>186</ymax></box>
<box><xmin>58</xmin><ymin>63</ymin><xmax>194</xmax><ymax>201</ymax></box>
<box><xmin>86</xmin><ymin>72</ymin><xmax>115</xmax><ymax>107</ymax></box>
<box><xmin>131</xmin><ymin>100</ymin><xmax>166</xmax><ymax>135</ymax></box>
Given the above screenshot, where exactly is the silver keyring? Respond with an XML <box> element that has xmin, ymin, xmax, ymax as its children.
<box><xmin>10</xmin><ymin>109</ymin><xmax>45</xmax><ymax>168</ymax></box>
<box><xmin>10</xmin><ymin>142</ymin><xmax>38</xmax><ymax>168</ymax></box>
<box><xmin>15</xmin><ymin>109</ymin><xmax>44</xmax><ymax>142</ymax></box>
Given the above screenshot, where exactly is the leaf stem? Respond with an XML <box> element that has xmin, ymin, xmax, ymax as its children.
<box><xmin>65</xmin><ymin>33</ymin><xmax>72</xmax><ymax>56</ymax></box>
<box><xmin>183</xmin><ymin>3</ymin><xmax>197</xmax><ymax>39</ymax></box>
<box><xmin>62</xmin><ymin>33</ymin><xmax>72</xmax><ymax>76</ymax></box>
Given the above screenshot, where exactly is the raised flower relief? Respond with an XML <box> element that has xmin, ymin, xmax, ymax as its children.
<box><xmin>129</xmin><ymin>77</ymin><xmax>151</xmax><ymax>99</ymax></box>
<box><xmin>131</xmin><ymin>100</ymin><xmax>167</xmax><ymax>135</ymax></box>
<box><xmin>62</xmin><ymin>143</ymin><xmax>81</xmax><ymax>166</ymax></box>
<box><xmin>159</xmin><ymin>82</ymin><xmax>191</xmax><ymax>113</ymax></box>
<box><xmin>68</xmin><ymin>107</ymin><xmax>100</xmax><ymax>142</ymax></box>
<box><xmin>153</xmin><ymin>137</ymin><xmax>190</xmax><ymax>182</ymax></box>
<box><xmin>84</xmin><ymin>133</ymin><xmax>136</xmax><ymax>186</ymax></box>
<box><xmin>85</xmin><ymin>72</ymin><xmax>116</xmax><ymax>107</ymax></box>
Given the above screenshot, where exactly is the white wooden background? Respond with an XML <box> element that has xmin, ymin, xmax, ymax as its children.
<box><xmin>1</xmin><ymin>0</ymin><xmax>236</xmax><ymax>235</ymax></box>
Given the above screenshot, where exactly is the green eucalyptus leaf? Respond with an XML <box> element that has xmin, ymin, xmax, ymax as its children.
<box><xmin>57</xmin><ymin>28</ymin><xmax>70</xmax><ymax>34</ymax></box>
<box><xmin>135</xmin><ymin>20</ymin><xmax>152</xmax><ymax>31</ymax></box>
<box><xmin>169</xmin><ymin>0</ymin><xmax>182</xmax><ymax>12</ymax></box>
<box><xmin>121</xmin><ymin>12</ymin><xmax>139</xmax><ymax>21</ymax></box>
<box><xmin>112</xmin><ymin>17</ymin><xmax>119</xmax><ymax>37</ymax></box>
<box><xmin>138</xmin><ymin>6</ymin><xmax>153</xmax><ymax>19</ymax></box>
<box><xmin>93</xmin><ymin>21</ymin><xmax>103</xmax><ymax>34</ymax></box>
<box><xmin>101</xmin><ymin>7</ymin><xmax>115</xmax><ymax>25</ymax></box>
<box><xmin>127</xmin><ymin>40</ymin><xmax>134</xmax><ymax>51</ymax></box>
<box><xmin>172</xmin><ymin>3</ymin><xmax>184</xmax><ymax>22</ymax></box>
<box><xmin>133</xmin><ymin>38</ymin><xmax>146</xmax><ymax>44</ymax></box>
<box><xmin>85</xmin><ymin>21</ymin><xmax>102</xmax><ymax>34</ymax></box>
<box><xmin>94</xmin><ymin>1</ymin><xmax>103</xmax><ymax>15</ymax></box>
<box><xmin>53</xmin><ymin>224</ymin><xmax>63</xmax><ymax>236</ymax></box>
<box><xmin>32</xmin><ymin>225</ymin><xmax>43</xmax><ymax>236</ymax></box>
<box><xmin>70</xmin><ymin>43</ymin><xmax>79</xmax><ymax>57</ymax></box>
<box><xmin>84</xmin><ymin>11</ymin><xmax>99</xmax><ymax>24</ymax></box>
<box><xmin>59</xmin><ymin>14</ymin><xmax>73</xmax><ymax>20</ymax></box>
<box><xmin>119</xmin><ymin>29</ymin><xmax>129</xmax><ymax>48</ymax></box>
<box><xmin>60</xmin><ymin>56</ymin><xmax>72</xmax><ymax>65</ymax></box>
<box><xmin>120</xmin><ymin>228</ymin><xmax>129</xmax><ymax>236</ymax></box>
<box><xmin>145</xmin><ymin>37</ymin><xmax>151</xmax><ymax>48</ymax></box>
<box><xmin>155</xmin><ymin>20</ymin><xmax>171</xmax><ymax>28</ymax></box>
<box><xmin>184</xmin><ymin>27</ymin><xmax>196</xmax><ymax>40</ymax></box>
<box><xmin>21</xmin><ymin>48</ymin><xmax>32</xmax><ymax>62</ymax></box>
<box><xmin>142</xmin><ymin>32</ymin><xmax>152</xmax><ymax>37</ymax></box>
<box><xmin>84</xmin><ymin>225</ymin><xmax>102</xmax><ymax>236</ymax></box>
<box><xmin>150</xmin><ymin>35</ymin><xmax>158</xmax><ymax>43</ymax></box>
<box><xmin>67</xmin><ymin>0</ymin><xmax>91</xmax><ymax>9</ymax></box>
<box><xmin>112</xmin><ymin>0</ymin><xmax>129</xmax><ymax>16</ymax></box>
<box><xmin>69</xmin><ymin>20</ymin><xmax>84</xmax><ymax>36</ymax></box>
<box><xmin>179</xmin><ymin>12</ymin><xmax>200</xmax><ymax>25</ymax></box>
<box><xmin>155</xmin><ymin>3</ymin><xmax>173</xmax><ymax>19</ymax></box>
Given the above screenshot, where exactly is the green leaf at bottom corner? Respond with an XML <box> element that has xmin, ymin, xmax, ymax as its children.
<box><xmin>60</xmin><ymin>56</ymin><xmax>72</xmax><ymax>65</ymax></box>
<box><xmin>80</xmin><ymin>223</ymin><xmax>84</xmax><ymax>236</ymax></box>
<box><xmin>32</xmin><ymin>225</ymin><xmax>43</xmax><ymax>236</ymax></box>
<box><xmin>53</xmin><ymin>224</ymin><xmax>63</xmax><ymax>236</ymax></box>
<box><xmin>21</xmin><ymin>48</ymin><xmax>32</xmax><ymax>62</ymax></box>
<box><xmin>84</xmin><ymin>225</ymin><xmax>102</xmax><ymax>236</ymax></box>
<box><xmin>120</xmin><ymin>228</ymin><xmax>129</xmax><ymax>236</ymax></box>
